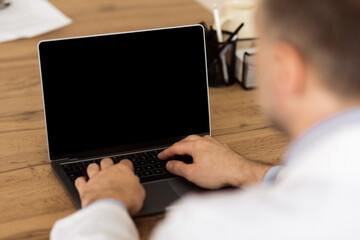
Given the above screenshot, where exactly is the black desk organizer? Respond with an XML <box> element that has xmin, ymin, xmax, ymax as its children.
<box><xmin>201</xmin><ymin>22</ymin><xmax>238</xmax><ymax>87</ymax></box>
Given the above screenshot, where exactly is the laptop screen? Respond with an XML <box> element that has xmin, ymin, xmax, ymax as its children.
<box><xmin>38</xmin><ymin>25</ymin><xmax>210</xmax><ymax>160</ymax></box>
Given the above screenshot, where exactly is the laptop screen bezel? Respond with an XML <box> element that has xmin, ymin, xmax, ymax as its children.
<box><xmin>38</xmin><ymin>24</ymin><xmax>211</xmax><ymax>161</ymax></box>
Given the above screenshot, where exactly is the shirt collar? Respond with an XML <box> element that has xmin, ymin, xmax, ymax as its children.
<box><xmin>283</xmin><ymin>106</ymin><xmax>360</xmax><ymax>165</ymax></box>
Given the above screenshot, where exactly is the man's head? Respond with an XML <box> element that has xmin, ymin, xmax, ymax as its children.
<box><xmin>255</xmin><ymin>0</ymin><xmax>360</xmax><ymax>138</ymax></box>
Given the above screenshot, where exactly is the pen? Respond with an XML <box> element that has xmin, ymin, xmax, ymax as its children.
<box><xmin>209</xmin><ymin>23</ymin><xmax>244</xmax><ymax>70</ymax></box>
<box><xmin>213</xmin><ymin>4</ymin><xmax>229</xmax><ymax>83</ymax></box>
<box><xmin>219</xmin><ymin>23</ymin><xmax>244</xmax><ymax>56</ymax></box>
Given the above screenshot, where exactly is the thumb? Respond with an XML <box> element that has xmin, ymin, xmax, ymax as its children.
<box><xmin>166</xmin><ymin>160</ymin><xmax>192</xmax><ymax>179</ymax></box>
<box><xmin>74</xmin><ymin>176</ymin><xmax>87</xmax><ymax>198</ymax></box>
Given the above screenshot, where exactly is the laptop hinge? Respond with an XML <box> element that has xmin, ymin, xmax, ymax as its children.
<box><xmin>52</xmin><ymin>158</ymin><xmax>71</xmax><ymax>162</ymax></box>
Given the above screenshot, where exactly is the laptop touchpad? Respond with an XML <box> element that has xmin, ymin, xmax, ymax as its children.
<box><xmin>168</xmin><ymin>178</ymin><xmax>198</xmax><ymax>196</ymax></box>
<box><xmin>138</xmin><ymin>180</ymin><xmax>180</xmax><ymax>216</ymax></box>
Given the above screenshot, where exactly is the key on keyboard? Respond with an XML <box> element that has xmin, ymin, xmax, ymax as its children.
<box><xmin>61</xmin><ymin>149</ymin><xmax>193</xmax><ymax>183</ymax></box>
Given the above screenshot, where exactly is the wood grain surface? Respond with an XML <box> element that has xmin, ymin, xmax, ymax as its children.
<box><xmin>0</xmin><ymin>0</ymin><xmax>288</xmax><ymax>239</ymax></box>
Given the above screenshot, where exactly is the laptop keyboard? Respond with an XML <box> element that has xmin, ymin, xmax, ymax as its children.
<box><xmin>61</xmin><ymin>149</ymin><xmax>193</xmax><ymax>183</ymax></box>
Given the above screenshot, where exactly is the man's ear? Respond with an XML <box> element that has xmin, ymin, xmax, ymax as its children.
<box><xmin>273</xmin><ymin>41</ymin><xmax>307</xmax><ymax>97</ymax></box>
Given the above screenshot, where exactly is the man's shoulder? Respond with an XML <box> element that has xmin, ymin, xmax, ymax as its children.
<box><xmin>158</xmin><ymin>176</ymin><xmax>360</xmax><ymax>240</ymax></box>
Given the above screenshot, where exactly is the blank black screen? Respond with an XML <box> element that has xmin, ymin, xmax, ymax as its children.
<box><xmin>39</xmin><ymin>25</ymin><xmax>210</xmax><ymax>160</ymax></box>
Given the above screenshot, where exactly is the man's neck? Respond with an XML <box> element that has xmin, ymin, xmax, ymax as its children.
<box><xmin>289</xmin><ymin>95</ymin><xmax>360</xmax><ymax>141</ymax></box>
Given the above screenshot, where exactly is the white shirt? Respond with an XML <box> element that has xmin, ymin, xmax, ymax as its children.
<box><xmin>51</xmin><ymin>107</ymin><xmax>360</xmax><ymax>240</ymax></box>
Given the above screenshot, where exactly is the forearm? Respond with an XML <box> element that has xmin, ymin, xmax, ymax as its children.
<box><xmin>51</xmin><ymin>199</ymin><xmax>139</xmax><ymax>240</ymax></box>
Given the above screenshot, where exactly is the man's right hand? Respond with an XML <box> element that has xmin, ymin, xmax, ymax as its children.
<box><xmin>75</xmin><ymin>158</ymin><xmax>145</xmax><ymax>216</ymax></box>
<box><xmin>158</xmin><ymin>135</ymin><xmax>272</xmax><ymax>189</ymax></box>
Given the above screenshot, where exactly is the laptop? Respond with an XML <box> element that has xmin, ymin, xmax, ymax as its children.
<box><xmin>37</xmin><ymin>24</ymin><xmax>211</xmax><ymax>216</ymax></box>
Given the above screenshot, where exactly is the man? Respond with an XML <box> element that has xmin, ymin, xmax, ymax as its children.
<box><xmin>51</xmin><ymin>0</ymin><xmax>360</xmax><ymax>239</ymax></box>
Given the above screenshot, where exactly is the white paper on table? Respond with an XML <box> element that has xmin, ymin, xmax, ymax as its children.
<box><xmin>0</xmin><ymin>0</ymin><xmax>72</xmax><ymax>43</ymax></box>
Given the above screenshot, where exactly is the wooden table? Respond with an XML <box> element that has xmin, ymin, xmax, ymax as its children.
<box><xmin>0</xmin><ymin>0</ymin><xmax>288</xmax><ymax>239</ymax></box>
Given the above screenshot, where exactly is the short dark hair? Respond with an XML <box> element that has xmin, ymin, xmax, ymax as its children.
<box><xmin>260</xmin><ymin>0</ymin><xmax>360</xmax><ymax>98</ymax></box>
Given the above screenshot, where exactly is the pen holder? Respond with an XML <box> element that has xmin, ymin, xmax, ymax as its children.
<box><xmin>206</xmin><ymin>30</ymin><xmax>238</xmax><ymax>87</ymax></box>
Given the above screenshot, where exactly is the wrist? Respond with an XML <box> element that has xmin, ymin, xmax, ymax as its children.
<box><xmin>228</xmin><ymin>158</ymin><xmax>272</xmax><ymax>187</ymax></box>
<box><xmin>85</xmin><ymin>198</ymin><xmax>127</xmax><ymax>210</ymax></box>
